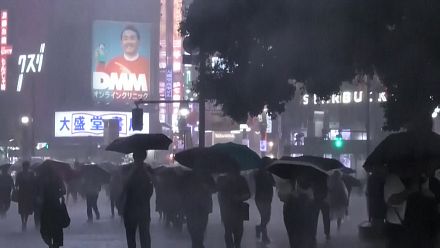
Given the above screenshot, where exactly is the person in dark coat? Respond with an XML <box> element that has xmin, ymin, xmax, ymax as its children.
<box><xmin>254</xmin><ymin>158</ymin><xmax>275</xmax><ymax>243</ymax></box>
<box><xmin>33</xmin><ymin>169</ymin><xmax>43</xmax><ymax>229</ymax></box>
<box><xmin>15</xmin><ymin>161</ymin><xmax>35</xmax><ymax>231</ymax></box>
<box><xmin>0</xmin><ymin>166</ymin><xmax>13</xmax><ymax>218</ymax></box>
<box><xmin>183</xmin><ymin>169</ymin><xmax>216</xmax><ymax>248</ymax></box>
<box><xmin>109</xmin><ymin>169</ymin><xmax>123</xmax><ymax>218</ymax></box>
<box><xmin>39</xmin><ymin>166</ymin><xmax>66</xmax><ymax>248</ymax></box>
<box><xmin>154</xmin><ymin>173</ymin><xmax>165</xmax><ymax>221</ymax></box>
<box><xmin>161</xmin><ymin>169</ymin><xmax>184</xmax><ymax>230</ymax></box>
<box><xmin>218</xmin><ymin>168</ymin><xmax>251</xmax><ymax>248</ymax></box>
<box><xmin>328</xmin><ymin>170</ymin><xmax>348</xmax><ymax>230</ymax></box>
<box><xmin>311</xmin><ymin>176</ymin><xmax>330</xmax><ymax>241</ymax></box>
<box><xmin>66</xmin><ymin>161</ymin><xmax>81</xmax><ymax>204</ymax></box>
<box><xmin>283</xmin><ymin>174</ymin><xmax>316</xmax><ymax>248</ymax></box>
<box><xmin>82</xmin><ymin>165</ymin><xmax>101</xmax><ymax>222</ymax></box>
<box><xmin>121</xmin><ymin>150</ymin><xmax>154</xmax><ymax>248</ymax></box>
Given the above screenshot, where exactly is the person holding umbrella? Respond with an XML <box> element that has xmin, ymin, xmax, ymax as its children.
<box><xmin>327</xmin><ymin>170</ymin><xmax>349</xmax><ymax>230</ymax></box>
<box><xmin>81</xmin><ymin>164</ymin><xmax>110</xmax><ymax>223</ymax></box>
<box><xmin>120</xmin><ymin>150</ymin><xmax>154</xmax><ymax>248</ymax></box>
<box><xmin>109</xmin><ymin>168</ymin><xmax>123</xmax><ymax>218</ymax></box>
<box><xmin>268</xmin><ymin>156</ymin><xmax>330</xmax><ymax>248</ymax></box>
<box><xmin>106</xmin><ymin>133</ymin><xmax>172</xmax><ymax>248</ymax></box>
<box><xmin>217</xmin><ymin>166</ymin><xmax>251</xmax><ymax>248</ymax></box>
<box><xmin>182</xmin><ymin>166</ymin><xmax>216</xmax><ymax>248</ymax></box>
<box><xmin>282</xmin><ymin>173</ymin><xmax>317</xmax><ymax>248</ymax></box>
<box><xmin>38</xmin><ymin>162</ymin><xmax>67</xmax><ymax>248</ymax></box>
<box><xmin>15</xmin><ymin>161</ymin><xmax>36</xmax><ymax>232</ymax></box>
<box><xmin>0</xmin><ymin>164</ymin><xmax>13</xmax><ymax>218</ymax></box>
<box><xmin>66</xmin><ymin>160</ymin><xmax>81</xmax><ymax>204</ymax></box>
<box><xmin>384</xmin><ymin>168</ymin><xmax>438</xmax><ymax>248</ymax></box>
<box><xmin>311</xmin><ymin>172</ymin><xmax>331</xmax><ymax>241</ymax></box>
<box><xmin>174</xmin><ymin>143</ymin><xmax>260</xmax><ymax>248</ymax></box>
<box><xmin>254</xmin><ymin>157</ymin><xmax>275</xmax><ymax>244</ymax></box>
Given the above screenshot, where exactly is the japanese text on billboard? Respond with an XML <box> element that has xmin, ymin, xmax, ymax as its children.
<box><xmin>55</xmin><ymin>111</ymin><xmax>149</xmax><ymax>137</ymax></box>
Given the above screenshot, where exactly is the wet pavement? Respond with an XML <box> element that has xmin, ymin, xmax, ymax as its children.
<box><xmin>0</xmin><ymin>192</ymin><xmax>385</xmax><ymax>248</ymax></box>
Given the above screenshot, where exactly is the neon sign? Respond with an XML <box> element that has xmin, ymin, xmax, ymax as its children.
<box><xmin>0</xmin><ymin>10</ymin><xmax>13</xmax><ymax>91</ymax></box>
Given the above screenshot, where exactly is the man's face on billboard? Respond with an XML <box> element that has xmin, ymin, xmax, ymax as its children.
<box><xmin>121</xmin><ymin>29</ymin><xmax>139</xmax><ymax>56</ymax></box>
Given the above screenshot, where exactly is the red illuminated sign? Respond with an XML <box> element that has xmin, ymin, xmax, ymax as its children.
<box><xmin>0</xmin><ymin>10</ymin><xmax>12</xmax><ymax>91</ymax></box>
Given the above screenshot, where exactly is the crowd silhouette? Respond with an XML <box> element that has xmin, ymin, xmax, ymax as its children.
<box><xmin>1</xmin><ymin>141</ymin><xmax>439</xmax><ymax>248</ymax></box>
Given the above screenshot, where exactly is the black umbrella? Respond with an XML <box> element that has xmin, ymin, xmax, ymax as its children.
<box><xmin>280</xmin><ymin>156</ymin><xmax>346</xmax><ymax>171</ymax></box>
<box><xmin>364</xmin><ymin>131</ymin><xmax>440</xmax><ymax>174</ymax></box>
<box><xmin>174</xmin><ymin>147</ymin><xmax>238</xmax><ymax>173</ymax></box>
<box><xmin>81</xmin><ymin>164</ymin><xmax>111</xmax><ymax>184</ymax></box>
<box><xmin>208</xmin><ymin>142</ymin><xmax>262</xmax><ymax>171</ymax></box>
<box><xmin>153</xmin><ymin>164</ymin><xmax>190</xmax><ymax>176</ymax></box>
<box><xmin>36</xmin><ymin>159</ymin><xmax>76</xmax><ymax>181</ymax></box>
<box><xmin>106</xmin><ymin>133</ymin><xmax>172</xmax><ymax>154</ymax></box>
<box><xmin>267</xmin><ymin>156</ymin><xmax>329</xmax><ymax>180</ymax></box>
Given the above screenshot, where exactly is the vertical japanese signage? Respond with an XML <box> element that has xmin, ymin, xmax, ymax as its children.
<box><xmin>158</xmin><ymin>0</ymin><xmax>168</xmax><ymax>123</ymax></box>
<box><xmin>1</xmin><ymin>10</ymin><xmax>13</xmax><ymax>91</ymax></box>
<box><xmin>165</xmin><ymin>67</ymin><xmax>173</xmax><ymax>100</ymax></box>
<box><xmin>172</xmin><ymin>0</ymin><xmax>183</xmax><ymax>130</ymax></box>
<box><xmin>92</xmin><ymin>21</ymin><xmax>151</xmax><ymax>104</ymax></box>
<box><xmin>55</xmin><ymin>111</ymin><xmax>149</xmax><ymax>137</ymax></box>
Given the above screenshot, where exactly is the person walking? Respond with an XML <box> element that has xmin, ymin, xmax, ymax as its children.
<box><xmin>183</xmin><ymin>169</ymin><xmax>216</xmax><ymax>248</ymax></box>
<box><xmin>82</xmin><ymin>165</ymin><xmax>101</xmax><ymax>222</ymax></box>
<box><xmin>15</xmin><ymin>161</ymin><xmax>35</xmax><ymax>231</ymax></box>
<box><xmin>283</xmin><ymin>174</ymin><xmax>316</xmax><ymax>248</ymax></box>
<box><xmin>311</xmin><ymin>178</ymin><xmax>330</xmax><ymax>241</ymax></box>
<box><xmin>0</xmin><ymin>166</ymin><xmax>13</xmax><ymax>218</ymax></box>
<box><xmin>254</xmin><ymin>157</ymin><xmax>275</xmax><ymax>244</ymax></box>
<box><xmin>39</xmin><ymin>166</ymin><xmax>67</xmax><ymax>248</ymax></box>
<box><xmin>327</xmin><ymin>170</ymin><xmax>348</xmax><ymax>230</ymax></box>
<box><xmin>121</xmin><ymin>150</ymin><xmax>154</xmax><ymax>248</ymax></box>
<box><xmin>218</xmin><ymin>168</ymin><xmax>251</xmax><ymax>248</ymax></box>
<box><xmin>33</xmin><ymin>169</ymin><xmax>44</xmax><ymax>229</ymax></box>
<box><xmin>109</xmin><ymin>169</ymin><xmax>123</xmax><ymax>218</ymax></box>
<box><xmin>66</xmin><ymin>161</ymin><xmax>81</xmax><ymax>204</ymax></box>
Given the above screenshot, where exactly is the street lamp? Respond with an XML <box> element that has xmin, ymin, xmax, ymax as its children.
<box><xmin>20</xmin><ymin>115</ymin><xmax>33</xmax><ymax>160</ymax></box>
<box><xmin>21</xmin><ymin>116</ymin><xmax>30</xmax><ymax>125</ymax></box>
<box><xmin>179</xmin><ymin>102</ymin><xmax>190</xmax><ymax>117</ymax></box>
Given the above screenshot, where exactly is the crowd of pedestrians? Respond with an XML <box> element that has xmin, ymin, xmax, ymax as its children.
<box><xmin>0</xmin><ymin>154</ymin><xmax>358</xmax><ymax>248</ymax></box>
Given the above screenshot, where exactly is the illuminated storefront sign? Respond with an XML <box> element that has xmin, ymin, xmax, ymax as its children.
<box><xmin>55</xmin><ymin>111</ymin><xmax>149</xmax><ymax>137</ymax></box>
<box><xmin>16</xmin><ymin>43</ymin><xmax>45</xmax><ymax>92</ymax></box>
<box><xmin>1</xmin><ymin>10</ymin><xmax>13</xmax><ymax>91</ymax></box>
<box><xmin>302</xmin><ymin>91</ymin><xmax>387</xmax><ymax>105</ymax></box>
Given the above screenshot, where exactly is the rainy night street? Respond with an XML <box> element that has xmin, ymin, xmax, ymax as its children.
<box><xmin>3</xmin><ymin>1</ymin><xmax>440</xmax><ymax>248</ymax></box>
<box><xmin>0</xmin><ymin>192</ymin><xmax>383</xmax><ymax>248</ymax></box>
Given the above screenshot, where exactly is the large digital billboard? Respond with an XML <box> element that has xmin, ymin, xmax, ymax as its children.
<box><xmin>92</xmin><ymin>20</ymin><xmax>151</xmax><ymax>104</ymax></box>
<box><xmin>55</xmin><ymin>111</ymin><xmax>149</xmax><ymax>137</ymax></box>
